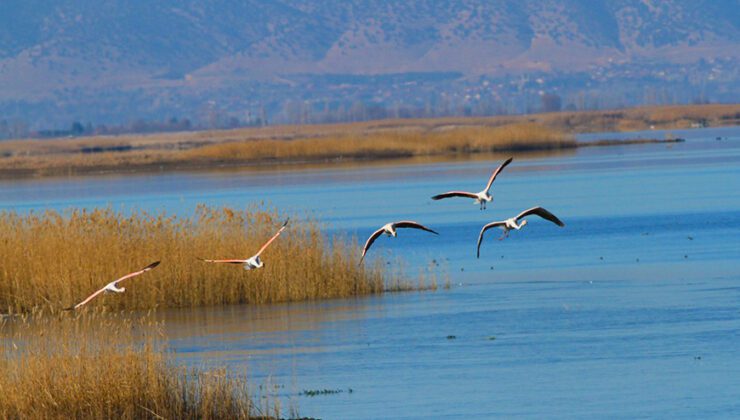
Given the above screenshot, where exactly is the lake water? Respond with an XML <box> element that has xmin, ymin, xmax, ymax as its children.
<box><xmin>2</xmin><ymin>126</ymin><xmax>740</xmax><ymax>418</ymax></box>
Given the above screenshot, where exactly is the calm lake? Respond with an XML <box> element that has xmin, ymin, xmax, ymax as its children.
<box><xmin>2</xmin><ymin>126</ymin><xmax>740</xmax><ymax>418</ymax></box>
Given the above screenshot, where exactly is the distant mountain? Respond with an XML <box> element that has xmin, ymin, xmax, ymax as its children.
<box><xmin>0</xmin><ymin>0</ymin><xmax>738</xmax><ymax>131</ymax></box>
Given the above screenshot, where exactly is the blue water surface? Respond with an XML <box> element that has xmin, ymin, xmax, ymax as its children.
<box><xmin>1</xmin><ymin>126</ymin><xmax>739</xmax><ymax>419</ymax></box>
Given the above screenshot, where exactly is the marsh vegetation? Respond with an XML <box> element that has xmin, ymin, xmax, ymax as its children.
<box><xmin>0</xmin><ymin>206</ymin><xmax>420</xmax><ymax>314</ymax></box>
<box><xmin>185</xmin><ymin>123</ymin><xmax>573</xmax><ymax>162</ymax></box>
<box><xmin>0</xmin><ymin>313</ymin><xmax>281</xmax><ymax>419</ymax></box>
<box><xmin>3</xmin><ymin>103</ymin><xmax>735</xmax><ymax>179</ymax></box>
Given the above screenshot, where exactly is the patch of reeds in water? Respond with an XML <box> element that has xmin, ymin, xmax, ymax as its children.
<box><xmin>0</xmin><ymin>313</ymin><xmax>276</xmax><ymax>419</ymax></box>
<box><xmin>3</xmin><ymin>103</ymin><xmax>738</xmax><ymax>179</ymax></box>
<box><xmin>186</xmin><ymin>123</ymin><xmax>574</xmax><ymax>162</ymax></box>
<box><xmin>0</xmin><ymin>206</ymin><xmax>409</xmax><ymax>314</ymax></box>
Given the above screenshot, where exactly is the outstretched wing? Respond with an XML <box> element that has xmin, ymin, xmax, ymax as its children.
<box><xmin>515</xmin><ymin>207</ymin><xmax>565</xmax><ymax>227</ymax></box>
<box><xmin>360</xmin><ymin>227</ymin><xmax>386</xmax><ymax>263</ymax></box>
<box><xmin>476</xmin><ymin>221</ymin><xmax>506</xmax><ymax>258</ymax></box>
<box><xmin>255</xmin><ymin>219</ymin><xmax>289</xmax><ymax>257</ymax></box>
<box><xmin>431</xmin><ymin>191</ymin><xmax>479</xmax><ymax>200</ymax></box>
<box><xmin>67</xmin><ymin>261</ymin><xmax>160</xmax><ymax>310</ymax></box>
<box><xmin>199</xmin><ymin>258</ymin><xmax>246</xmax><ymax>264</ymax></box>
<box><xmin>394</xmin><ymin>221</ymin><xmax>439</xmax><ymax>235</ymax></box>
<box><xmin>485</xmin><ymin>157</ymin><xmax>513</xmax><ymax>192</ymax></box>
<box><xmin>115</xmin><ymin>261</ymin><xmax>161</xmax><ymax>284</ymax></box>
<box><xmin>66</xmin><ymin>287</ymin><xmax>107</xmax><ymax>310</ymax></box>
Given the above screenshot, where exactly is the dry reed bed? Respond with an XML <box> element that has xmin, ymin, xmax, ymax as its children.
<box><xmin>186</xmin><ymin>123</ymin><xmax>574</xmax><ymax>162</ymax></box>
<box><xmin>0</xmin><ymin>313</ymin><xmax>274</xmax><ymax>419</ymax></box>
<box><xmin>1</xmin><ymin>103</ymin><xmax>737</xmax><ymax>178</ymax></box>
<box><xmin>0</xmin><ymin>206</ymin><xmax>408</xmax><ymax>314</ymax></box>
<box><xmin>0</xmin><ymin>123</ymin><xmax>573</xmax><ymax>177</ymax></box>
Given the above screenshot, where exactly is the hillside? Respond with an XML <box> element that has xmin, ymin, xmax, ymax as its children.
<box><xmin>0</xmin><ymin>0</ymin><xmax>738</xmax><ymax>130</ymax></box>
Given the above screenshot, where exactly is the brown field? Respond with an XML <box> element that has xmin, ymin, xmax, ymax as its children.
<box><xmin>3</xmin><ymin>103</ymin><xmax>735</xmax><ymax>179</ymax></box>
<box><xmin>0</xmin><ymin>206</ymin><xmax>422</xmax><ymax>314</ymax></box>
<box><xmin>0</xmin><ymin>313</ymin><xmax>278</xmax><ymax>419</ymax></box>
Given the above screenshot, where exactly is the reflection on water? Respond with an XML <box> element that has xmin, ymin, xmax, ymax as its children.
<box><xmin>2</xmin><ymin>126</ymin><xmax>740</xmax><ymax>418</ymax></box>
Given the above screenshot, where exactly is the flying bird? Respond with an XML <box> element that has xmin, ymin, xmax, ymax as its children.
<box><xmin>200</xmin><ymin>219</ymin><xmax>289</xmax><ymax>270</ymax></box>
<box><xmin>477</xmin><ymin>206</ymin><xmax>564</xmax><ymax>257</ymax></box>
<box><xmin>66</xmin><ymin>261</ymin><xmax>161</xmax><ymax>310</ymax></box>
<box><xmin>431</xmin><ymin>157</ymin><xmax>513</xmax><ymax>210</ymax></box>
<box><xmin>361</xmin><ymin>221</ymin><xmax>438</xmax><ymax>263</ymax></box>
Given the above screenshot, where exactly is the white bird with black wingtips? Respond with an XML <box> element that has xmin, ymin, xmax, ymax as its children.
<box><xmin>477</xmin><ymin>207</ymin><xmax>565</xmax><ymax>257</ymax></box>
<box><xmin>360</xmin><ymin>221</ymin><xmax>438</xmax><ymax>263</ymax></box>
<box><xmin>66</xmin><ymin>261</ymin><xmax>161</xmax><ymax>310</ymax></box>
<box><xmin>200</xmin><ymin>219</ymin><xmax>289</xmax><ymax>270</ymax></box>
<box><xmin>431</xmin><ymin>157</ymin><xmax>513</xmax><ymax>210</ymax></box>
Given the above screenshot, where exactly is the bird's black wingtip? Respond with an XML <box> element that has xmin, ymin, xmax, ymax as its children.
<box><xmin>145</xmin><ymin>261</ymin><xmax>161</xmax><ymax>270</ymax></box>
<box><xmin>282</xmin><ymin>218</ymin><xmax>290</xmax><ymax>227</ymax></box>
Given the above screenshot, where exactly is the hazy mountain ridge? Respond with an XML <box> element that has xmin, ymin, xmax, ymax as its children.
<box><xmin>0</xmin><ymin>0</ymin><xmax>737</xmax><ymax>129</ymax></box>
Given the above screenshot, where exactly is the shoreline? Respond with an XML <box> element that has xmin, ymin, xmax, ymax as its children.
<box><xmin>3</xmin><ymin>102</ymin><xmax>738</xmax><ymax>181</ymax></box>
<box><xmin>578</xmin><ymin>137</ymin><xmax>685</xmax><ymax>147</ymax></box>
<box><xmin>0</xmin><ymin>137</ymin><xmax>682</xmax><ymax>181</ymax></box>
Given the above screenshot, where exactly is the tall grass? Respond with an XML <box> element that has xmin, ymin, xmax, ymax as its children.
<box><xmin>0</xmin><ymin>206</ymin><xmax>406</xmax><ymax>314</ymax></box>
<box><xmin>0</xmin><ymin>122</ymin><xmax>573</xmax><ymax>177</ymax></box>
<box><xmin>186</xmin><ymin>123</ymin><xmax>574</xmax><ymax>162</ymax></box>
<box><xmin>0</xmin><ymin>313</ymin><xmax>275</xmax><ymax>419</ymax></box>
<box><xmin>2</xmin><ymin>103</ymin><xmax>736</xmax><ymax>179</ymax></box>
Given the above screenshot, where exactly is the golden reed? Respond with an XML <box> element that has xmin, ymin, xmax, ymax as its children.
<box><xmin>3</xmin><ymin>103</ymin><xmax>738</xmax><ymax>178</ymax></box>
<box><xmin>0</xmin><ymin>313</ymin><xmax>276</xmax><ymax>419</ymax></box>
<box><xmin>0</xmin><ymin>122</ymin><xmax>574</xmax><ymax>177</ymax></box>
<box><xmin>0</xmin><ymin>206</ymin><xmax>411</xmax><ymax>314</ymax></box>
<box><xmin>185</xmin><ymin>123</ymin><xmax>575</xmax><ymax>162</ymax></box>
